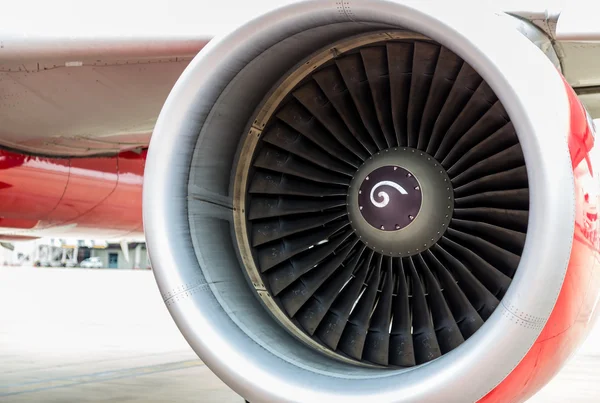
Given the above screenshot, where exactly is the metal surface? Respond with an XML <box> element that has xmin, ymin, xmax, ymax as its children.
<box><xmin>480</xmin><ymin>75</ymin><xmax>600</xmax><ymax>403</ymax></box>
<box><xmin>356</xmin><ymin>166</ymin><xmax>422</xmax><ymax>232</ymax></box>
<box><xmin>0</xmin><ymin>59</ymin><xmax>193</xmax><ymax>156</ymax></box>
<box><xmin>1</xmin><ymin>1</ymin><xmax>600</xmax><ymax>157</ymax></box>
<box><xmin>0</xmin><ymin>149</ymin><xmax>145</xmax><ymax>240</ymax></box>
<box><xmin>0</xmin><ymin>0</ymin><xmax>212</xmax><ymax>157</ymax></box>
<box><xmin>144</xmin><ymin>1</ymin><xmax>578</xmax><ymax>402</ymax></box>
<box><xmin>348</xmin><ymin>148</ymin><xmax>453</xmax><ymax>256</ymax></box>
<box><xmin>499</xmin><ymin>11</ymin><xmax>560</xmax><ymax>69</ymax></box>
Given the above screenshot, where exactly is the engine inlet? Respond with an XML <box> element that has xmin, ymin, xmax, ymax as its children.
<box><xmin>234</xmin><ymin>32</ymin><xmax>528</xmax><ymax>368</ymax></box>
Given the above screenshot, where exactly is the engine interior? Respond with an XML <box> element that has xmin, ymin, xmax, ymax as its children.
<box><xmin>233</xmin><ymin>32</ymin><xmax>527</xmax><ymax>368</ymax></box>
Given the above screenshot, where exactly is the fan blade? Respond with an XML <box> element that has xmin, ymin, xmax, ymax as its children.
<box><xmin>407</xmin><ymin>42</ymin><xmax>440</xmax><ymax>148</ymax></box>
<box><xmin>414</xmin><ymin>254</ymin><xmax>464</xmax><ymax>354</ymax></box>
<box><xmin>316</xmin><ymin>250</ymin><xmax>373</xmax><ymax>350</ymax></box>
<box><xmin>363</xmin><ymin>257</ymin><xmax>394</xmax><ymax>365</ymax></box>
<box><xmin>266</xmin><ymin>228</ymin><xmax>353</xmax><ymax>292</ymax></box>
<box><xmin>423</xmin><ymin>250</ymin><xmax>484</xmax><ymax>339</ymax></box>
<box><xmin>454</xmin><ymin>188</ymin><xmax>529</xmax><ymax>210</ymax></box>
<box><xmin>249</xmin><ymin>171</ymin><xmax>347</xmax><ymax>197</ymax></box>
<box><xmin>335</xmin><ymin>52</ymin><xmax>389</xmax><ymax>150</ymax></box>
<box><xmin>293</xmin><ymin>80</ymin><xmax>369</xmax><ymax>160</ymax></box>
<box><xmin>387</xmin><ymin>42</ymin><xmax>413</xmax><ymax>147</ymax></box>
<box><xmin>408</xmin><ymin>257</ymin><xmax>442</xmax><ymax>364</ymax></box>
<box><xmin>453</xmin><ymin>166</ymin><xmax>528</xmax><ymax>198</ymax></box>
<box><xmin>338</xmin><ymin>254</ymin><xmax>383</xmax><ymax>359</ymax></box>
<box><xmin>361</xmin><ymin>46</ymin><xmax>396</xmax><ymax>148</ymax></box>
<box><xmin>258</xmin><ymin>221</ymin><xmax>349</xmax><ymax>272</ymax></box>
<box><xmin>313</xmin><ymin>66</ymin><xmax>378</xmax><ymax>154</ymax></box>
<box><xmin>426</xmin><ymin>62</ymin><xmax>482</xmax><ymax>155</ymax></box>
<box><xmin>440</xmin><ymin>102</ymin><xmax>509</xmax><ymax>167</ymax></box>
<box><xmin>252</xmin><ymin>209</ymin><xmax>347</xmax><ymax>247</ymax></box>
<box><xmin>450</xmin><ymin>219</ymin><xmax>526</xmax><ymax>256</ymax></box>
<box><xmin>418</xmin><ymin>47</ymin><xmax>463</xmax><ymax>150</ymax></box>
<box><xmin>446</xmin><ymin>122</ymin><xmax>517</xmax><ymax>177</ymax></box>
<box><xmin>451</xmin><ymin>144</ymin><xmax>524</xmax><ymax>188</ymax></box>
<box><xmin>438</xmin><ymin>237</ymin><xmax>512</xmax><ymax>299</ymax></box>
<box><xmin>434</xmin><ymin>81</ymin><xmax>497</xmax><ymax>161</ymax></box>
<box><xmin>254</xmin><ymin>146</ymin><xmax>351</xmax><ymax>185</ymax></box>
<box><xmin>276</xmin><ymin>100</ymin><xmax>362</xmax><ymax>167</ymax></box>
<box><xmin>296</xmin><ymin>244</ymin><xmax>367</xmax><ymax>335</ymax></box>
<box><xmin>431</xmin><ymin>244</ymin><xmax>501</xmax><ymax>320</ymax></box>
<box><xmin>453</xmin><ymin>207</ymin><xmax>529</xmax><ymax>233</ymax></box>
<box><xmin>389</xmin><ymin>258</ymin><xmax>416</xmax><ymax>366</ymax></box>
<box><xmin>279</xmin><ymin>238</ymin><xmax>359</xmax><ymax>316</ymax></box>
<box><xmin>248</xmin><ymin>196</ymin><xmax>346</xmax><ymax>220</ymax></box>
<box><xmin>262</xmin><ymin>123</ymin><xmax>356</xmax><ymax>176</ymax></box>
<box><xmin>445</xmin><ymin>228</ymin><xmax>520</xmax><ymax>277</ymax></box>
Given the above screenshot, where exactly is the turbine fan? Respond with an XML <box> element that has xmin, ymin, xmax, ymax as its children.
<box><xmin>242</xmin><ymin>39</ymin><xmax>528</xmax><ymax>367</ymax></box>
<box><xmin>146</xmin><ymin>3</ymin><xmax>584</xmax><ymax>400</ymax></box>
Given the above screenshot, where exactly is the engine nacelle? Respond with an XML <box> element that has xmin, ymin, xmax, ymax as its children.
<box><xmin>144</xmin><ymin>1</ymin><xmax>600</xmax><ymax>402</ymax></box>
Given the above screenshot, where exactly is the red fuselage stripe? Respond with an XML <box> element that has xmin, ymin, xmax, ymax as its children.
<box><xmin>0</xmin><ymin>149</ymin><xmax>145</xmax><ymax>240</ymax></box>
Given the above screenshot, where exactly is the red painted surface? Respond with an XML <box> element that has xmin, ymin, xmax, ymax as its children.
<box><xmin>0</xmin><ymin>149</ymin><xmax>145</xmax><ymax>240</ymax></box>
<box><xmin>480</xmin><ymin>79</ymin><xmax>600</xmax><ymax>402</ymax></box>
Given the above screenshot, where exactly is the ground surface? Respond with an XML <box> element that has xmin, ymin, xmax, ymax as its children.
<box><xmin>1</xmin><ymin>266</ymin><xmax>599</xmax><ymax>402</ymax></box>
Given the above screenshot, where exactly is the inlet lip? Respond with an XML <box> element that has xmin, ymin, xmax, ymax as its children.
<box><xmin>143</xmin><ymin>1</ymin><xmax>574</xmax><ymax>402</ymax></box>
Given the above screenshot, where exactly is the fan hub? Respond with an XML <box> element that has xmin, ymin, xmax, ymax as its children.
<box><xmin>348</xmin><ymin>148</ymin><xmax>454</xmax><ymax>256</ymax></box>
<box><xmin>357</xmin><ymin>165</ymin><xmax>422</xmax><ymax>231</ymax></box>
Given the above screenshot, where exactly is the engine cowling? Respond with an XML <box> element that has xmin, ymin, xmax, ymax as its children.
<box><xmin>143</xmin><ymin>1</ymin><xmax>600</xmax><ymax>402</ymax></box>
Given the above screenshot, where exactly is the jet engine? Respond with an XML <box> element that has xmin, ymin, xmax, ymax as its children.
<box><xmin>143</xmin><ymin>1</ymin><xmax>600</xmax><ymax>402</ymax></box>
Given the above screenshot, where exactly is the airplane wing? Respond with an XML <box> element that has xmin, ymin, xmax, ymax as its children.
<box><xmin>0</xmin><ymin>20</ymin><xmax>207</xmax><ymax>155</ymax></box>
<box><xmin>0</xmin><ymin>0</ymin><xmax>295</xmax><ymax>155</ymax></box>
<box><xmin>0</xmin><ymin>1</ymin><xmax>210</xmax><ymax>240</ymax></box>
<box><xmin>0</xmin><ymin>0</ymin><xmax>599</xmax><ymax>157</ymax></box>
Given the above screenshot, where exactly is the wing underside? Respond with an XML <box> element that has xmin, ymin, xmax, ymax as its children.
<box><xmin>0</xmin><ymin>35</ymin><xmax>208</xmax><ymax>156</ymax></box>
<box><xmin>1</xmin><ymin>2</ymin><xmax>600</xmax><ymax>157</ymax></box>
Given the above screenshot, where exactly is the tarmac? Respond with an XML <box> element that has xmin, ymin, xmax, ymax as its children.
<box><xmin>1</xmin><ymin>266</ymin><xmax>599</xmax><ymax>402</ymax></box>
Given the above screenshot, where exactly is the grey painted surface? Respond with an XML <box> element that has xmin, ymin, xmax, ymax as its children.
<box><xmin>0</xmin><ymin>1</ymin><xmax>599</xmax><ymax>157</ymax></box>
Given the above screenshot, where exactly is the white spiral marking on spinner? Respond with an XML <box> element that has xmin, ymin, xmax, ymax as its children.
<box><xmin>370</xmin><ymin>181</ymin><xmax>408</xmax><ymax>208</ymax></box>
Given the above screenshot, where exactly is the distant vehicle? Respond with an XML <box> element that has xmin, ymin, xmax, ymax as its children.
<box><xmin>79</xmin><ymin>257</ymin><xmax>103</xmax><ymax>269</ymax></box>
<box><xmin>37</xmin><ymin>260</ymin><xmax>62</xmax><ymax>268</ymax></box>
